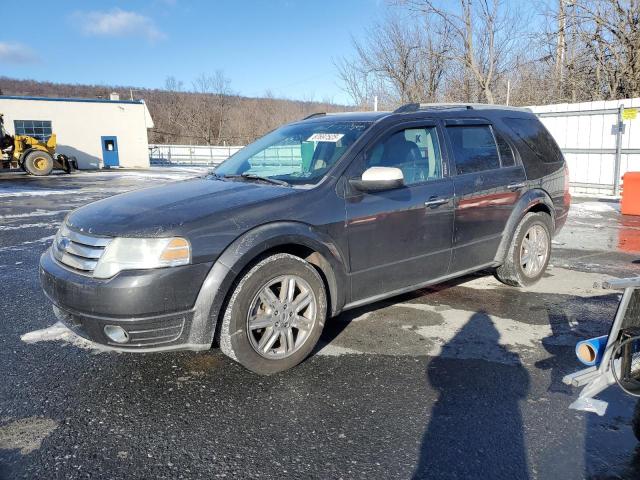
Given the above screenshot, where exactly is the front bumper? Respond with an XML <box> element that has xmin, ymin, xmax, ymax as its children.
<box><xmin>39</xmin><ymin>248</ymin><xmax>215</xmax><ymax>351</ymax></box>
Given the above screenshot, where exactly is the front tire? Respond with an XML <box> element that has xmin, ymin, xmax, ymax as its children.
<box><xmin>219</xmin><ymin>253</ymin><xmax>327</xmax><ymax>374</ymax></box>
<box><xmin>23</xmin><ymin>150</ymin><xmax>54</xmax><ymax>176</ymax></box>
<box><xmin>495</xmin><ymin>212</ymin><xmax>553</xmax><ymax>287</ymax></box>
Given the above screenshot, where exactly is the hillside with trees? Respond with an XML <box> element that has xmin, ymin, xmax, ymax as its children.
<box><xmin>0</xmin><ymin>75</ymin><xmax>346</xmax><ymax>146</ymax></box>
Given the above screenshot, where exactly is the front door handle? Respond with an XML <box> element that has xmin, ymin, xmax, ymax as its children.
<box><xmin>508</xmin><ymin>182</ymin><xmax>526</xmax><ymax>190</ymax></box>
<box><xmin>424</xmin><ymin>197</ymin><xmax>450</xmax><ymax>208</ymax></box>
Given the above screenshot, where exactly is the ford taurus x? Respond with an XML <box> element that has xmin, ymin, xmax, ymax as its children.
<box><xmin>40</xmin><ymin>103</ymin><xmax>571</xmax><ymax>374</ymax></box>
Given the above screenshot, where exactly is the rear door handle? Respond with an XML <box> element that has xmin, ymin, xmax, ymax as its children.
<box><xmin>508</xmin><ymin>182</ymin><xmax>526</xmax><ymax>190</ymax></box>
<box><xmin>424</xmin><ymin>197</ymin><xmax>450</xmax><ymax>208</ymax></box>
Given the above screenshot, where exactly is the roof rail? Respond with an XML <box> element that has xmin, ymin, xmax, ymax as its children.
<box><xmin>302</xmin><ymin>112</ymin><xmax>326</xmax><ymax>120</ymax></box>
<box><xmin>393</xmin><ymin>103</ymin><xmax>531</xmax><ymax>113</ymax></box>
<box><xmin>394</xmin><ymin>103</ymin><xmax>472</xmax><ymax>113</ymax></box>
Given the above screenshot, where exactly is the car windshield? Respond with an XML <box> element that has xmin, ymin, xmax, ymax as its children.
<box><xmin>213</xmin><ymin>120</ymin><xmax>372</xmax><ymax>185</ymax></box>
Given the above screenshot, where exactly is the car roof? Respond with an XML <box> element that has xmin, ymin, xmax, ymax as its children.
<box><xmin>296</xmin><ymin>103</ymin><xmax>534</xmax><ymax>126</ymax></box>
<box><xmin>296</xmin><ymin>111</ymin><xmax>389</xmax><ymax>123</ymax></box>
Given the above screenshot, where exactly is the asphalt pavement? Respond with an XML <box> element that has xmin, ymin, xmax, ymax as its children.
<box><xmin>1</xmin><ymin>168</ymin><xmax>639</xmax><ymax>479</ymax></box>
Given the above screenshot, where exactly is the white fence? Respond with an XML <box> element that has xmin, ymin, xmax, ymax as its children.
<box><xmin>530</xmin><ymin>98</ymin><xmax>640</xmax><ymax>195</ymax></box>
<box><xmin>151</xmin><ymin>99</ymin><xmax>640</xmax><ymax>196</ymax></box>
<box><xmin>148</xmin><ymin>143</ymin><xmax>304</xmax><ymax>173</ymax></box>
<box><xmin>149</xmin><ymin>144</ymin><xmax>243</xmax><ymax>166</ymax></box>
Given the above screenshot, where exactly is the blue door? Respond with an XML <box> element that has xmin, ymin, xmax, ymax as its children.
<box><xmin>101</xmin><ymin>136</ymin><xmax>119</xmax><ymax>167</ymax></box>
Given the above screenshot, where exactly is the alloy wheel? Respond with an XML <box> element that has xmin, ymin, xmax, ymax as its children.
<box><xmin>246</xmin><ymin>274</ymin><xmax>317</xmax><ymax>359</ymax></box>
<box><xmin>520</xmin><ymin>224</ymin><xmax>549</xmax><ymax>278</ymax></box>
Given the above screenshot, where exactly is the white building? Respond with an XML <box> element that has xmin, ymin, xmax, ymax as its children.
<box><xmin>0</xmin><ymin>95</ymin><xmax>154</xmax><ymax>169</ymax></box>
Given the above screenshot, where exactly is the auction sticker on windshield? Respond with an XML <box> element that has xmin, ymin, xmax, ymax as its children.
<box><xmin>307</xmin><ymin>133</ymin><xmax>344</xmax><ymax>142</ymax></box>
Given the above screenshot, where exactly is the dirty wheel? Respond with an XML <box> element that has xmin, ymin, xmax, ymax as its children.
<box><xmin>23</xmin><ymin>150</ymin><xmax>54</xmax><ymax>176</ymax></box>
<box><xmin>219</xmin><ymin>253</ymin><xmax>327</xmax><ymax>374</ymax></box>
<box><xmin>495</xmin><ymin>212</ymin><xmax>553</xmax><ymax>287</ymax></box>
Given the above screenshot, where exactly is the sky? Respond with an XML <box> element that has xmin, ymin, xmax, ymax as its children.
<box><xmin>1</xmin><ymin>0</ymin><xmax>387</xmax><ymax>105</ymax></box>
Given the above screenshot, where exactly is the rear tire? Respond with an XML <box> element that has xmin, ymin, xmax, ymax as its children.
<box><xmin>23</xmin><ymin>150</ymin><xmax>54</xmax><ymax>176</ymax></box>
<box><xmin>495</xmin><ymin>212</ymin><xmax>553</xmax><ymax>287</ymax></box>
<box><xmin>219</xmin><ymin>253</ymin><xmax>327</xmax><ymax>375</ymax></box>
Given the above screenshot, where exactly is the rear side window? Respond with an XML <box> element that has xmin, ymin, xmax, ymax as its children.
<box><xmin>447</xmin><ymin>125</ymin><xmax>500</xmax><ymax>174</ymax></box>
<box><xmin>505</xmin><ymin>117</ymin><xmax>561</xmax><ymax>163</ymax></box>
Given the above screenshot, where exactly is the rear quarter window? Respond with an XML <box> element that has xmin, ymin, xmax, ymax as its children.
<box><xmin>495</xmin><ymin>131</ymin><xmax>515</xmax><ymax>167</ymax></box>
<box><xmin>504</xmin><ymin>117</ymin><xmax>562</xmax><ymax>164</ymax></box>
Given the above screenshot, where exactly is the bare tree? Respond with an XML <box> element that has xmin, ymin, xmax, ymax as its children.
<box><xmin>334</xmin><ymin>57</ymin><xmax>375</xmax><ymax>108</ymax></box>
<box><xmin>190</xmin><ymin>71</ymin><xmax>235</xmax><ymax>144</ymax></box>
<box><xmin>336</xmin><ymin>15</ymin><xmax>450</xmax><ymax>108</ymax></box>
<box><xmin>406</xmin><ymin>0</ymin><xmax>523</xmax><ymax>104</ymax></box>
<box><xmin>540</xmin><ymin>0</ymin><xmax>640</xmax><ymax>102</ymax></box>
<box><xmin>573</xmin><ymin>0</ymin><xmax>640</xmax><ymax>99</ymax></box>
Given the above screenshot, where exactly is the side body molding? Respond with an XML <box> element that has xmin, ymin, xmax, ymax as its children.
<box><xmin>187</xmin><ymin>221</ymin><xmax>349</xmax><ymax>347</ymax></box>
<box><xmin>493</xmin><ymin>188</ymin><xmax>556</xmax><ymax>264</ymax></box>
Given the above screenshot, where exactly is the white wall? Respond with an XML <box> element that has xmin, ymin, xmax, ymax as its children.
<box><xmin>0</xmin><ymin>97</ymin><xmax>154</xmax><ymax>169</ymax></box>
<box><xmin>529</xmin><ymin>98</ymin><xmax>640</xmax><ymax>194</ymax></box>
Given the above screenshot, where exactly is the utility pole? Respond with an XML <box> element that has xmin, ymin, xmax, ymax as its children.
<box><xmin>614</xmin><ymin>105</ymin><xmax>624</xmax><ymax>196</ymax></box>
<box><xmin>556</xmin><ymin>0</ymin><xmax>566</xmax><ymax>95</ymax></box>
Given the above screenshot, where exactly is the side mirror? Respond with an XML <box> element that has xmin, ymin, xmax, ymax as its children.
<box><xmin>349</xmin><ymin>166</ymin><xmax>404</xmax><ymax>192</ymax></box>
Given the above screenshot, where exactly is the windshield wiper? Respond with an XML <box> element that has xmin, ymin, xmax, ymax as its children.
<box><xmin>221</xmin><ymin>173</ymin><xmax>289</xmax><ymax>187</ymax></box>
<box><xmin>241</xmin><ymin>173</ymin><xmax>289</xmax><ymax>186</ymax></box>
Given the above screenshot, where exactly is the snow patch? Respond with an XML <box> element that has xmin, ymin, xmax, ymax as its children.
<box><xmin>0</xmin><ymin>417</ymin><xmax>58</xmax><ymax>455</ymax></box>
<box><xmin>21</xmin><ymin>322</ymin><xmax>107</xmax><ymax>353</ymax></box>
<box><xmin>316</xmin><ymin>344</ymin><xmax>363</xmax><ymax>356</ymax></box>
<box><xmin>570</xmin><ymin>201</ymin><xmax>619</xmax><ymax>218</ymax></box>
<box><xmin>0</xmin><ymin>222</ymin><xmax>58</xmax><ymax>231</ymax></box>
<box><xmin>0</xmin><ymin>235</ymin><xmax>54</xmax><ymax>252</ymax></box>
<box><xmin>0</xmin><ymin>209</ymin><xmax>69</xmax><ymax>220</ymax></box>
<box><xmin>0</xmin><ymin>189</ymin><xmax>70</xmax><ymax>197</ymax></box>
<box><xmin>398</xmin><ymin>303</ymin><xmax>577</xmax><ymax>365</ymax></box>
<box><xmin>350</xmin><ymin>311</ymin><xmax>375</xmax><ymax>322</ymax></box>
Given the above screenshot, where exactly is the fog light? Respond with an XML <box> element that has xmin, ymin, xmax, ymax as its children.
<box><xmin>104</xmin><ymin>325</ymin><xmax>129</xmax><ymax>344</ymax></box>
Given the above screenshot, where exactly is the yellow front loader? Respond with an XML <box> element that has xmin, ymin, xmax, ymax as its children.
<box><xmin>0</xmin><ymin>114</ymin><xmax>77</xmax><ymax>176</ymax></box>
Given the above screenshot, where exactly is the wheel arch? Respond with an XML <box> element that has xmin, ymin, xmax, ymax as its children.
<box><xmin>191</xmin><ymin>221</ymin><xmax>348</xmax><ymax>348</ymax></box>
<box><xmin>493</xmin><ymin>189</ymin><xmax>555</xmax><ymax>265</ymax></box>
<box><xmin>18</xmin><ymin>147</ymin><xmax>37</xmax><ymax>163</ymax></box>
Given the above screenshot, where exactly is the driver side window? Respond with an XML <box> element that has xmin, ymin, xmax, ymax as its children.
<box><xmin>365</xmin><ymin>126</ymin><xmax>443</xmax><ymax>185</ymax></box>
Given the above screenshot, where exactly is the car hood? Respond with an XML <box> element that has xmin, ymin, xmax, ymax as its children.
<box><xmin>66</xmin><ymin>178</ymin><xmax>296</xmax><ymax>237</ymax></box>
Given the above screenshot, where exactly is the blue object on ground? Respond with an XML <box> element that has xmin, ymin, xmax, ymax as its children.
<box><xmin>575</xmin><ymin>335</ymin><xmax>609</xmax><ymax>366</ymax></box>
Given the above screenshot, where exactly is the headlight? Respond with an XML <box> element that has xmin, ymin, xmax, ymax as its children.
<box><xmin>93</xmin><ymin>237</ymin><xmax>191</xmax><ymax>279</ymax></box>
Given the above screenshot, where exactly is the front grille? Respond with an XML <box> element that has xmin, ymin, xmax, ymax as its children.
<box><xmin>52</xmin><ymin>224</ymin><xmax>111</xmax><ymax>275</ymax></box>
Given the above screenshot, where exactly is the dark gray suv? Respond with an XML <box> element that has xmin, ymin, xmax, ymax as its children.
<box><xmin>40</xmin><ymin>103</ymin><xmax>571</xmax><ymax>373</ymax></box>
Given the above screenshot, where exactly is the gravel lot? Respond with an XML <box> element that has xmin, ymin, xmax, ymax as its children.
<box><xmin>1</xmin><ymin>168</ymin><xmax>639</xmax><ymax>479</ymax></box>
